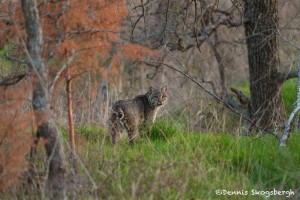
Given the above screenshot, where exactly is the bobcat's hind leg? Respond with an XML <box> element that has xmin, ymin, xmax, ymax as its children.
<box><xmin>124</xmin><ymin>122</ymin><xmax>138</xmax><ymax>145</ymax></box>
<box><xmin>108</xmin><ymin>113</ymin><xmax>122</xmax><ymax>145</ymax></box>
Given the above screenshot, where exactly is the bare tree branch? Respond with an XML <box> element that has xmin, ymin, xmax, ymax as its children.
<box><xmin>278</xmin><ymin>70</ymin><xmax>298</xmax><ymax>83</ymax></box>
<box><xmin>130</xmin><ymin>0</ymin><xmax>146</xmax><ymax>41</ymax></box>
<box><xmin>153</xmin><ymin>0</ymin><xmax>170</xmax><ymax>43</ymax></box>
<box><xmin>67</xmin><ymin>29</ymin><xmax>123</xmax><ymax>35</ymax></box>
<box><xmin>207</xmin><ymin>32</ymin><xmax>227</xmax><ymax>99</ymax></box>
<box><xmin>280</xmin><ymin>104</ymin><xmax>300</xmax><ymax>147</ymax></box>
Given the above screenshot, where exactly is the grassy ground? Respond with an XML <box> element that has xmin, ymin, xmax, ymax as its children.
<box><xmin>71</xmin><ymin>119</ymin><xmax>300</xmax><ymax>200</ymax></box>
<box><xmin>283</xmin><ymin>79</ymin><xmax>297</xmax><ymax>114</ymax></box>
<box><xmin>2</xmin><ymin>80</ymin><xmax>299</xmax><ymax>199</ymax></box>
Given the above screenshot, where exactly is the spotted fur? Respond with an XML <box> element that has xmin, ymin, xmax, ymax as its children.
<box><xmin>108</xmin><ymin>86</ymin><xmax>168</xmax><ymax>144</ymax></box>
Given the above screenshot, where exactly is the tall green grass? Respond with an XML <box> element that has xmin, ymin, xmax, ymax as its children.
<box><xmin>64</xmin><ymin>81</ymin><xmax>299</xmax><ymax>199</ymax></box>
<box><xmin>2</xmin><ymin>118</ymin><xmax>299</xmax><ymax>199</ymax></box>
<box><xmin>73</xmin><ymin>121</ymin><xmax>300</xmax><ymax>200</ymax></box>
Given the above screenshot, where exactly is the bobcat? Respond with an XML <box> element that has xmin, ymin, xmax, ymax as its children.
<box><xmin>108</xmin><ymin>86</ymin><xmax>168</xmax><ymax>144</ymax></box>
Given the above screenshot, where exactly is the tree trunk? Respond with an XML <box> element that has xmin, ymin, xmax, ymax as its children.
<box><xmin>243</xmin><ymin>0</ymin><xmax>285</xmax><ymax>130</ymax></box>
<box><xmin>21</xmin><ymin>0</ymin><xmax>66</xmax><ymax>199</ymax></box>
<box><xmin>37</xmin><ymin>123</ymin><xmax>66</xmax><ymax>199</ymax></box>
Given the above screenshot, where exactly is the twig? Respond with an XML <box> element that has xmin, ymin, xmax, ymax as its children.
<box><xmin>67</xmin><ymin>29</ymin><xmax>123</xmax><ymax>35</ymax></box>
<box><xmin>132</xmin><ymin>0</ymin><xmax>150</xmax><ymax>10</ymax></box>
<box><xmin>153</xmin><ymin>0</ymin><xmax>170</xmax><ymax>43</ymax></box>
<box><xmin>49</xmin><ymin>51</ymin><xmax>77</xmax><ymax>96</ymax></box>
<box><xmin>278</xmin><ymin>70</ymin><xmax>298</xmax><ymax>83</ymax></box>
<box><xmin>130</xmin><ymin>0</ymin><xmax>145</xmax><ymax>41</ymax></box>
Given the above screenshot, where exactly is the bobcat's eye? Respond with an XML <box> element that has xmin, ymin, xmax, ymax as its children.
<box><xmin>152</xmin><ymin>97</ymin><xmax>158</xmax><ymax>102</ymax></box>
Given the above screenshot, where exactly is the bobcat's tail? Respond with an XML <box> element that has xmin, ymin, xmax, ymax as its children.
<box><xmin>112</xmin><ymin>105</ymin><xmax>124</xmax><ymax>120</ymax></box>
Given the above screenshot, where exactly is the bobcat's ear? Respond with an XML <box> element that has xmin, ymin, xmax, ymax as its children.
<box><xmin>161</xmin><ymin>85</ymin><xmax>168</xmax><ymax>92</ymax></box>
<box><xmin>149</xmin><ymin>86</ymin><xmax>153</xmax><ymax>92</ymax></box>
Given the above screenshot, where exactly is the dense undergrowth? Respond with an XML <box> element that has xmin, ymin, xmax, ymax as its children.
<box><xmin>67</xmin><ymin>118</ymin><xmax>300</xmax><ymax>200</ymax></box>
<box><xmin>2</xmin><ymin>79</ymin><xmax>299</xmax><ymax>199</ymax></box>
<box><xmin>1</xmin><ymin>78</ymin><xmax>299</xmax><ymax>199</ymax></box>
<box><xmin>2</xmin><ymin>118</ymin><xmax>299</xmax><ymax>199</ymax></box>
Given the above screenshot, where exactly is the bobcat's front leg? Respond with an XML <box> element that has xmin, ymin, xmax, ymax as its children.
<box><xmin>128</xmin><ymin>129</ymin><xmax>138</xmax><ymax>145</ymax></box>
<box><xmin>142</xmin><ymin>116</ymin><xmax>155</xmax><ymax>133</ymax></box>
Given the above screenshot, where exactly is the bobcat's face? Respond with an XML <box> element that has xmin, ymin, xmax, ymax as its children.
<box><xmin>146</xmin><ymin>85</ymin><xmax>168</xmax><ymax>108</ymax></box>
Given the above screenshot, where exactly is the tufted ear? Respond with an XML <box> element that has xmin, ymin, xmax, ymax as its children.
<box><xmin>149</xmin><ymin>86</ymin><xmax>153</xmax><ymax>92</ymax></box>
<box><xmin>161</xmin><ymin>85</ymin><xmax>168</xmax><ymax>93</ymax></box>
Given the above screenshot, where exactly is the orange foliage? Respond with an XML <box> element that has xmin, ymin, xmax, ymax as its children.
<box><xmin>0</xmin><ymin>80</ymin><xmax>33</xmax><ymax>190</ymax></box>
<box><xmin>44</xmin><ymin>0</ymin><xmax>129</xmax><ymax>78</ymax></box>
<box><xmin>119</xmin><ymin>43</ymin><xmax>155</xmax><ymax>61</ymax></box>
<box><xmin>0</xmin><ymin>0</ymin><xmax>156</xmax><ymax>95</ymax></box>
<box><xmin>0</xmin><ymin>0</ymin><xmax>156</xmax><ymax>190</ymax></box>
<box><xmin>0</xmin><ymin>0</ymin><xmax>156</xmax><ymax>189</ymax></box>
<box><xmin>0</xmin><ymin>0</ymin><xmax>123</xmax><ymax>71</ymax></box>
